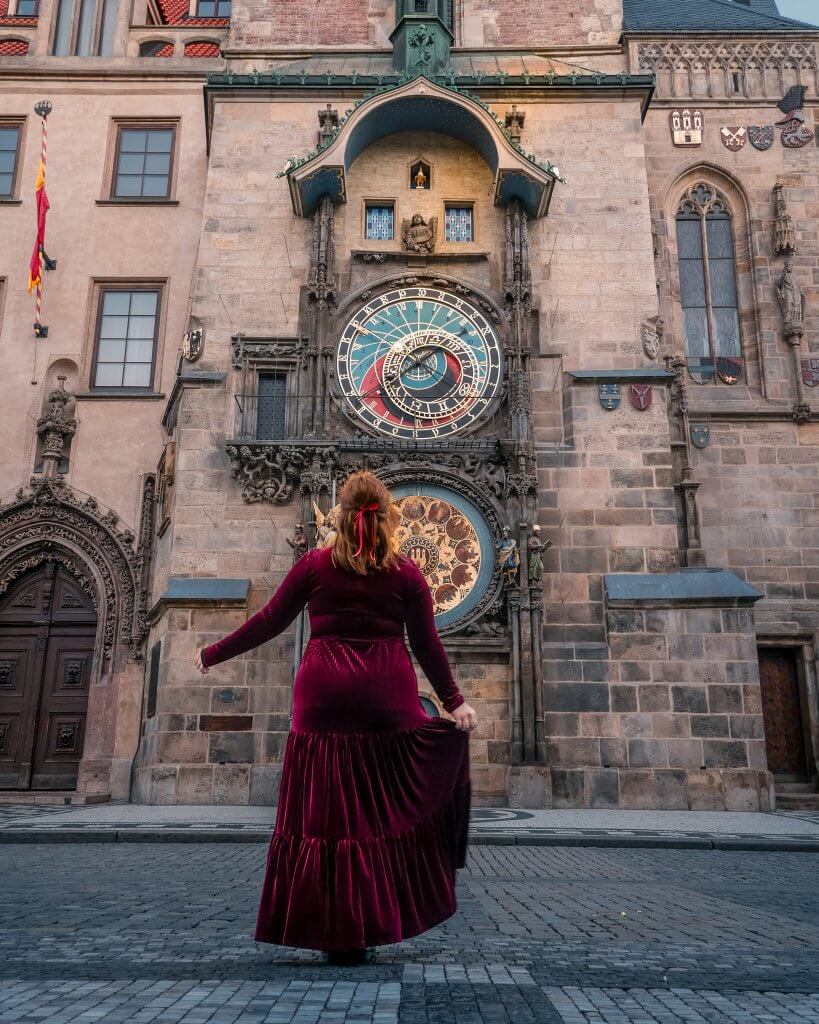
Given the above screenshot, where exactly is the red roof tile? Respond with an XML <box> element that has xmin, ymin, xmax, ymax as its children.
<box><xmin>184</xmin><ymin>40</ymin><xmax>220</xmax><ymax>56</ymax></box>
<box><xmin>156</xmin><ymin>0</ymin><xmax>187</xmax><ymax>23</ymax></box>
<box><xmin>0</xmin><ymin>36</ymin><xmax>28</xmax><ymax>52</ymax></box>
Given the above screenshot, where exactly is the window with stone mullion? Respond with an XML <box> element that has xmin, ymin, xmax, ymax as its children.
<box><xmin>676</xmin><ymin>184</ymin><xmax>742</xmax><ymax>385</ymax></box>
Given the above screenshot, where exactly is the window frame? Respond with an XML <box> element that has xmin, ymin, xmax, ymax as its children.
<box><xmin>0</xmin><ymin>119</ymin><xmax>24</xmax><ymax>202</ymax></box>
<box><xmin>89</xmin><ymin>284</ymin><xmax>162</xmax><ymax>392</ymax></box>
<box><xmin>13</xmin><ymin>0</ymin><xmax>40</xmax><ymax>14</ymax></box>
<box><xmin>443</xmin><ymin>201</ymin><xmax>475</xmax><ymax>244</ymax></box>
<box><xmin>194</xmin><ymin>0</ymin><xmax>231</xmax><ymax>16</ymax></box>
<box><xmin>51</xmin><ymin>0</ymin><xmax>118</xmax><ymax>56</ymax></box>
<box><xmin>363</xmin><ymin>199</ymin><xmax>396</xmax><ymax>242</ymax></box>
<box><xmin>255</xmin><ymin>370</ymin><xmax>288</xmax><ymax>440</ymax></box>
<box><xmin>675</xmin><ymin>182</ymin><xmax>743</xmax><ymax>386</ymax></box>
<box><xmin>109</xmin><ymin>121</ymin><xmax>177</xmax><ymax>202</ymax></box>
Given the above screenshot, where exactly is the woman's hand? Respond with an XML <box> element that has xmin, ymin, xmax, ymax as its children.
<box><xmin>452</xmin><ymin>703</ymin><xmax>478</xmax><ymax>733</ymax></box>
<box><xmin>194</xmin><ymin>649</ymin><xmax>209</xmax><ymax>675</ymax></box>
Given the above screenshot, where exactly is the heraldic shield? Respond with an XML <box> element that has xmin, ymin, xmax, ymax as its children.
<box><xmin>598</xmin><ymin>384</ymin><xmax>621</xmax><ymax>410</ymax></box>
<box><xmin>630</xmin><ymin>384</ymin><xmax>652</xmax><ymax>411</ymax></box>
<box><xmin>690</xmin><ymin>425</ymin><xmax>711</xmax><ymax>449</ymax></box>
<box><xmin>801</xmin><ymin>358</ymin><xmax>819</xmax><ymax>388</ymax></box>
<box><xmin>748</xmin><ymin>126</ymin><xmax>774</xmax><ymax>151</ymax></box>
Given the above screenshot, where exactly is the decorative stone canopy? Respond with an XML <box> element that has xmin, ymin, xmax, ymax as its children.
<box><xmin>284</xmin><ymin>76</ymin><xmax>561</xmax><ymax>219</ymax></box>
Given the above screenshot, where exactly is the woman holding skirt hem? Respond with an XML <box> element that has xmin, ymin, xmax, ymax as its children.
<box><xmin>195</xmin><ymin>471</ymin><xmax>477</xmax><ymax>962</ymax></box>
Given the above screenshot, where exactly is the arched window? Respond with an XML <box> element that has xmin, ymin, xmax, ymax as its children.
<box><xmin>676</xmin><ymin>182</ymin><xmax>743</xmax><ymax>384</ymax></box>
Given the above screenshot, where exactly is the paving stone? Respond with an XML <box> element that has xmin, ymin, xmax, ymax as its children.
<box><xmin>0</xmin><ymin>845</ymin><xmax>817</xmax><ymax>1022</ymax></box>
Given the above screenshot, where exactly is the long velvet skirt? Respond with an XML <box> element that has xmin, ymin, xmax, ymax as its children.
<box><xmin>254</xmin><ymin>635</ymin><xmax>471</xmax><ymax>951</ymax></box>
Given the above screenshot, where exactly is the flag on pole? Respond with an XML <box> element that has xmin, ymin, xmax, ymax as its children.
<box><xmin>27</xmin><ymin>157</ymin><xmax>49</xmax><ymax>295</ymax></box>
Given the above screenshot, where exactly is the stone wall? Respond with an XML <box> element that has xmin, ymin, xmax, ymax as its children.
<box><xmin>459</xmin><ymin>0</ymin><xmax>622</xmax><ymax>48</ymax></box>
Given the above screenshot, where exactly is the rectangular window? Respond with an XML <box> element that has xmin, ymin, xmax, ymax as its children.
<box><xmin>365</xmin><ymin>203</ymin><xmax>394</xmax><ymax>241</ymax></box>
<box><xmin>444</xmin><ymin>204</ymin><xmax>473</xmax><ymax>243</ymax></box>
<box><xmin>196</xmin><ymin>0</ymin><xmax>230</xmax><ymax>15</ymax></box>
<box><xmin>15</xmin><ymin>0</ymin><xmax>39</xmax><ymax>12</ymax></box>
<box><xmin>92</xmin><ymin>288</ymin><xmax>159</xmax><ymax>389</ymax></box>
<box><xmin>256</xmin><ymin>372</ymin><xmax>287</xmax><ymax>439</ymax></box>
<box><xmin>113</xmin><ymin>125</ymin><xmax>174</xmax><ymax>199</ymax></box>
<box><xmin>51</xmin><ymin>0</ymin><xmax>120</xmax><ymax>55</ymax></box>
<box><xmin>52</xmin><ymin>0</ymin><xmax>73</xmax><ymax>54</ymax></box>
<box><xmin>0</xmin><ymin>125</ymin><xmax>21</xmax><ymax>199</ymax></box>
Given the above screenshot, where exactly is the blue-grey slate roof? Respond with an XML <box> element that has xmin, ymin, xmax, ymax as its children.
<box><xmin>623</xmin><ymin>0</ymin><xmax>816</xmax><ymax>32</ymax></box>
<box><xmin>568</xmin><ymin>368</ymin><xmax>674</xmax><ymax>382</ymax></box>
<box><xmin>163</xmin><ymin>577</ymin><xmax>251</xmax><ymax>603</ymax></box>
<box><xmin>605</xmin><ymin>570</ymin><xmax>763</xmax><ymax>604</ymax></box>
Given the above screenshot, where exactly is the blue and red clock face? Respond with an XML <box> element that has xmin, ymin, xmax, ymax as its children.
<box><xmin>336</xmin><ymin>286</ymin><xmax>503</xmax><ymax>439</ymax></box>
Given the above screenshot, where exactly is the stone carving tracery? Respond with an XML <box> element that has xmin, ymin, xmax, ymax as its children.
<box><xmin>0</xmin><ymin>476</ymin><xmax>155</xmax><ymax>661</ymax></box>
<box><xmin>637</xmin><ymin>40</ymin><xmax>818</xmax><ymax>98</ymax></box>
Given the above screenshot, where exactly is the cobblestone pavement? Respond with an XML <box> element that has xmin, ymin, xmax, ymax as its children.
<box><xmin>1</xmin><ymin>844</ymin><xmax>817</xmax><ymax>1023</ymax></box>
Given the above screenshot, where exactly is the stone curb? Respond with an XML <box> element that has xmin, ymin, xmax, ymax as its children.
<box><xmin>0</xmin><ymin>828</ymin><xmax>817</xmax><ymax>851</ymax></box>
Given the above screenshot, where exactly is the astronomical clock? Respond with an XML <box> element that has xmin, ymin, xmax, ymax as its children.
<box><xmin>336</xmin><ymin>286</ymin><xmax>502</xmax><ymax>439</ymax></box>
<box><xmin>332</xmin><ymin>284</ymin><xmax>505</xmax><ymax>628</ymax></box>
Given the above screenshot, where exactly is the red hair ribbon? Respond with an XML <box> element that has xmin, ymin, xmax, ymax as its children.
<box><xmin>354</xmin><ymin>501</ymin><xmax>380</xmax><ymax>562</ymax></box>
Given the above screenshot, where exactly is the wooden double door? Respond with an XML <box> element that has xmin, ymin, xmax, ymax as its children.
<box><xmin>0</xmin><ymin>562</ymin><xmax>97</xmax><ymax>790</ymax></box>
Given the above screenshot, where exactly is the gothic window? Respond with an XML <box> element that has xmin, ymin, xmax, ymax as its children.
<box><xmin>112</xmin><ymin>125</ymin><xmax>175</xmax><ymax>199</ymax></box>
<box><xmin>92</xmin><ymin>288</ymin><xmax>160</xmax><ymax>389</ymax></box>
<box><xmin>365</xmin><ymin>203</ymin><xmax>395</xmax><ymax>241</ymax></box>
<box><xmin>676</xmin><ymin>183</ymin><xmax>743</xmax><ymax>385</ymax></box>
<box><xmin>0</xmin><ymin>124</ymin><xmax>21</xmax><ymax>198</ymax></box>
<box><xmin>444</xmin><ymin>204</ymin><xmax>473</xmax><ymax>243</ymax></box>
<box><xmin>256</xmin><ymin>372</ymin><xmax>287</xmax><ymax>439</ymax></box>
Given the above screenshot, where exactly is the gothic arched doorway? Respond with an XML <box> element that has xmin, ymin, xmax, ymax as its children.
<box><xmin>0</xmin><ymin>561</ymin><xmax>97</xmax><ymax>790</ymax></box>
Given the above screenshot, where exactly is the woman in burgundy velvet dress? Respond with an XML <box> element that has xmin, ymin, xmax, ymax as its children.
<box><xmin>194</xmin><ymin>471</ymin><xmax>477</xmax><ymax>964</ymax></box>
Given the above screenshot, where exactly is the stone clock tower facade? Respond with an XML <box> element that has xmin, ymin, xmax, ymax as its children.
<box><xmin>4</xmin><ymin>0</ymin><xmax>813</xmax><ymax>809</ymax></box>
<box><xmin>130</xmin><ymin>0</ymin><xmax>819</xmax><ymax>810</ymax></box>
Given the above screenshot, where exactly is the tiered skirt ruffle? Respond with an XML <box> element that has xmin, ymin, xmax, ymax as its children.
<box><xmin>254</xmin><ymin>718</ymin><xmax>471</xmax><ymax>950</ymax></box>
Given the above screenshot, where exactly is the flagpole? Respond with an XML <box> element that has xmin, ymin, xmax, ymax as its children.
<box><xmin>32</xmin><ymin>99</ymin><xmax>52</xmax><ymax>343</ymax></box>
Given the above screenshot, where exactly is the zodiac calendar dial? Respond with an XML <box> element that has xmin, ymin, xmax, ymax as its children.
<box><xmin>336</xmin><ymin>286</ymin><xmax>503</xmax><ymax>439</ymax></box>
<box><xmin>391</xmin><ymin>484</ymin><xmax>495</xmax><ymax>628</ymax></box>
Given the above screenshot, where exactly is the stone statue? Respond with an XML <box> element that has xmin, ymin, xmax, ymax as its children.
<box><xmin>312</xmin><ymin>501</ymin><xmax>339</xmax><ymax>548</ymax></box>
<box><xmin>527</xmin><ymin>525</ymin><xmax>550</xmax><ymax>586</ymax></box>
<box><xmin>36</xmin><ymin>374</ymin><xmax>77</xmax><ymax>478</ymax></box>
<box><xmin>498</xmin><ymin>527</ymin><xmax>520</xmax><ymax>587</ymax></box>
<box><xmin>776</xmin><ymin>258</ymin><xmax>804</xmax><ymax>338</ymax></box>
<box><xmin>287</xmin><ymin>522</ymin><xmax>308</xmax><ymax>561</ymax></box>
<box><xmin>402</xmin><ymin>214</ymin><xmax>437</xmax><ymax>255</ymax></box>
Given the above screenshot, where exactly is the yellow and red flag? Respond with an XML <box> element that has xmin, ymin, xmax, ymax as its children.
<box><xmin>27</xmin><ymin>158</ymin><xmax>49</xmax><ymax>294</ymax></box>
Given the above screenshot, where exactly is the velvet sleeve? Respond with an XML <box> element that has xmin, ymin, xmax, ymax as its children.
<box><xmin>200</xmin><ymin>552</ymin><xmax>313</xmax><ymax>669</ymax></box>
<box><xmin>403</xmin><ymin>559</ymin><xmax>465</xmax><ymax>714</ymax></box>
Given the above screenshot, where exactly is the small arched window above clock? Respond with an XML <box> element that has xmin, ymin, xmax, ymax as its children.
<box><xmin>409</xmin><ymin>158</ymin><xmax>431</xmax><ymax>191</ymax></box>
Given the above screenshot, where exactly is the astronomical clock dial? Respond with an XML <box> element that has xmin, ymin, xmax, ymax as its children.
<box><xmin>391</xmin><ymin>484</ymin><xmax>495</xmax><ymax>628</ymax></box>
<box><xmin>336</xmin><ymin>286</ymin><xmax>502</xmax><ymax>439</ymax></box>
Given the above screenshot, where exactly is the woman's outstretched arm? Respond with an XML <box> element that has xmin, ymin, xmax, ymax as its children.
<box><xmin>199</xmin><ymin>551</ymin><xmax>314</xmax><ymax>669</ymax></box>
<box><xmin>403</xmin><ymin>560</ymin><xmax>465</xmax><ymax>714</ymax></box>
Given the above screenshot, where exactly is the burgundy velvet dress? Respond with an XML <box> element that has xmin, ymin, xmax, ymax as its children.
<box><xmin>200</xmin><ymin>544</ymin><xmax>471</xmax><ymax>951</ymax></box>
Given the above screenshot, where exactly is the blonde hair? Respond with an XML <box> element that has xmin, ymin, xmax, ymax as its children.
<box><xmin>331</xmin><ymin>471</ymin><xmax>401</xmax><ymax>575</ymax></box>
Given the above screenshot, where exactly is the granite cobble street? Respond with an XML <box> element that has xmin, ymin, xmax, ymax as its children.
<box><xmin>0</xmin><ymin>843</ymin><xmax>817</xmax><ymax>1023</ymax></box>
